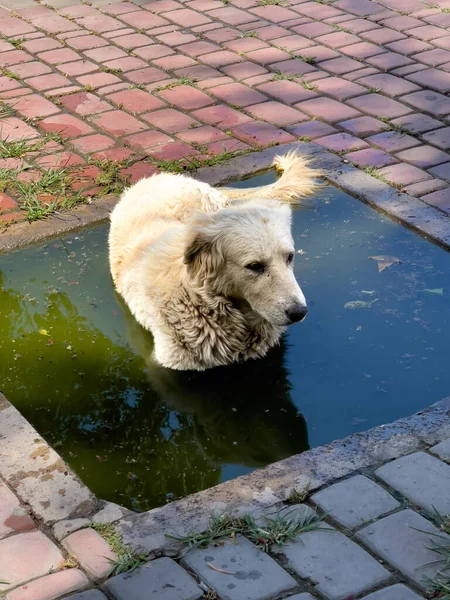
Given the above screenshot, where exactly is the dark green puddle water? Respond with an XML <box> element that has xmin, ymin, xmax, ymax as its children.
<box><xmin>1</xmin><ymin>172</ymin><xmax>450</xmax><ymax>512</ymax></box>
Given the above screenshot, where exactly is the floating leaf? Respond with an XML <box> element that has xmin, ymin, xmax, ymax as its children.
<box><xmin>424</xmin><ymin>288</ymin><xmax>444</xmax><ymax>296</ymax></box>
<box><xmin>344</xmin><ymin>299</ymin><xmax>379</xmax><ymax>310</ymax></box>
<box><xmin>368</xmin><ymin>255</ymin><xmax>400</xmax><ymax>272</ymax></box>
<box><xmin>39</xmin><ymin>329</ymin><xmax>50</xmax><ymax>336</ymax></box>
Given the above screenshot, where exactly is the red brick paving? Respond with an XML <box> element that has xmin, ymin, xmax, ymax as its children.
<box><xmin>2</xmin><ymin>0</ymin><xmax>450</xmax><ymax>224</ymax></box>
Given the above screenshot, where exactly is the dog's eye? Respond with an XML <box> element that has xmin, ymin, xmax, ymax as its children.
<box><xmin>246</xmin><ymin>262</ymin><xmax>265</xmax><ymax>274</ymax></box>
<box><xmin>287</xmin><ymin>252</ymin><xmax>294</xmax><ymax>264</ymax></box>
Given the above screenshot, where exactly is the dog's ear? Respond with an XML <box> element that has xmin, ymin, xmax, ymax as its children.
<box><xmin>184</xmin><ymin>214</ymin><xmax>224</xmax><ymax>279</ymax></box>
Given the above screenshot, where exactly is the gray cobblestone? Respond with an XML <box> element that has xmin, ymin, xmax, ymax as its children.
<box><xmin>182</xmin><ymin>534</ymin><xmax>297</xmax><ymax>600</ymax></box>
<box><xmin>105</xmin><ymin>558</ymin><xmax>203</xmax><ymax>600</ymax></box>
<box><xmin>375</xmin><ymin>451</ymin><xmax>450</xmax><ymax>514</ymax></box>
<box><xmin>311</xmin><ymin>475</ymin><xmax>400</xmax><ymax>528</ymax></box>
<box><xmin>430</xmin><ymin>437</ymin><xmax>450</xmax><ymax>461</ymax></box>
<box><xmin>68</xmin><ymin>592</ymin><xmax>108</xmax><ymax>600</ymax></box>
<box><xmin>279</xmin><ymin>526</ymin><xmax>390</xmax><ymax>600</ymax></box>
<box><xmin>361</xmin><ymin>584</ymin><xmax>425</xmax><ymax>599</ymax></box>
<box><xmin>357</xmin><ymin>509</ymin><xmax>450</xmax><ymax>590</ymax></box>
<box><xmin>286</xmin><ymin>595</ymin><xmax>316</xmax><ymax>600</ymax></box>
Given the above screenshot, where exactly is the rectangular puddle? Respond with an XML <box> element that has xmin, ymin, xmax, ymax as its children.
<box><xmin>1</xmin><ymin>172</ymin><xmax>450</xmax><ymax>512</ymax></box>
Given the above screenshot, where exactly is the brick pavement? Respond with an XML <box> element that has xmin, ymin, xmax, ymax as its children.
<box><xmin>2</xmin><ymin>0</ymin><xmax>450</xmax><ymax>223</ymax></box>
<box><xmin>3</xmin><ymin>439</ymin><xmax>450</xmax><ymax>599</ymax></box>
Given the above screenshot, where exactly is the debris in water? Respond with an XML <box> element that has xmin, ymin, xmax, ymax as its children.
<box><xmin>344</xmin><ymin>299</ymin><xmax>379</xmax><ymax>310</ymax></box>
<box><xmin>39</xmin><ymin>329</ymin><xmax>50</xmax><ymax>336</ymax></box>
<box><xmin>368</xmin><ymin>255</ymin><xmax>400</xmax><ymax>272</ymax></box>
<box><xmin>361</xmin><ymin>290</ymin><xmax>376</xmax><ymax>296</ymax></box>
<box><xmin>424</xmin><ymin>288</ymin><xmax>444</xmax><ymax>296</ymax></box>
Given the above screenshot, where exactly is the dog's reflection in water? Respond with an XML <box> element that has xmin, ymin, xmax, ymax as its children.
<box><xmin>118</xmin><ymin>294</ymin><xmax>309</xmax><ymax>468</ymax></box>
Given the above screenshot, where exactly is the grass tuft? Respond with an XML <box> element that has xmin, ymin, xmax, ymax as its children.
<box><xmin>257</xmin><ymin>0</ymin><xmax>287</xmax><ymax>4</ymax></box>
<box><xmin>91</xmin><ymin>158</ymin><xmax>131</xmax><ymax>197</ymax></box>
<box><xmin>167</xmin><ymin>508</ymin><xmax>325</xmax><ymax>553</ymax></box>
<box><xmin>154</xmin><ymin>77</ymin><xmax>198</xmax><ymax>92</ymax></box>
<box><xmin>0</xmin><ymin>102</ymin><xmax>17</xmax><ymax>120</ymax></box>
<box><xmin>295</xmin><ymin>54</ymin><xmax>317</xmax><ymax>64</ymax></box>
<box><xmin>148</xmin><ymin>148</ymin><xmax>253</xmax><ymax>173</ymax></box>
<box><xmin>288</xmin><ymin>483</ymin><xmax>311</xmax><ymax>504</ymax></box>
<box><xmin>89</xmin><ymin>522</ymin><xmax>149</xmax><ymax>577</ymax></box>
<box><xmin>272</xmin><ymin>72</ymin><xmax>302</xmax><ymax>81</ymax></box>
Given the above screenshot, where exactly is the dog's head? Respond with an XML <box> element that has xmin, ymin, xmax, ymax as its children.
<box><xmin>184</xmin><ymin>201</ymin><xmax>307</xmax><ymax>327</ymax></box>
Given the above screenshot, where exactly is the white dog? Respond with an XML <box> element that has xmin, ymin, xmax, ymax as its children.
<box><xmin>109</xmin><ymin>151</ymin><xmax>321</xmax><ymax>371</ymax></box>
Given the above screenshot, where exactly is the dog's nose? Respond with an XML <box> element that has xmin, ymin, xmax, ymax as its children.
<box><xmin>286</xmin><ymin>304</ymin><xmax>308</xmax><ymax>323</ymax></box>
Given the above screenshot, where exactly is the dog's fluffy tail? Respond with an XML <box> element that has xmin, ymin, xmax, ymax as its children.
<box><xmin>221</xmin><ymin>150</ymin><xmax>323</xmax><ymax>203</ymax></box>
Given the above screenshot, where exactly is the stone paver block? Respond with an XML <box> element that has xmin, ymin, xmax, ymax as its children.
<box><xmin>6</xmin><ymin>569</ymin><xmax>88</xmax><ymax>600</ymax></box>
<box><xmin>142</xmin><ymin>109</ymin><xmax>200</xmax><ymax>133</ymax></box>
<box><xmin>429</xmin><ymin>162</ymin><xmax>450</xmax><ymax>182</ymax></box>
<box><xmin>422</xmin><ymin>126</ymin><xmax>450</xmax><ymax>150</ymax></box>
<box><xmin>67</xmin><ymin>593</ymin><xmax>107</xmax><ymax>600</ymax></box>
<box><xmin>285</xmin><ymin>596</ymin><xmax>315</xmax><ymax>600</ymax></box>
<box><xmin>59</xmin><ymin>92</ymin><xmax>112</xmax><ymax>116</ymax></box>
<box><xmin>257</xmin><ymin>80</ymin><xmax>317</xmax><ymax>105</ymax></box>
<box><xmin>335</xmin><ymin>0</ymin><xmax>385</xmax><ymax>16</ymax></box>
<box><xmin>379</xmin><ymin>163</ymin><xmax>432</xmax><ymax>186</ymax></box>
<box><xmin>348</xmin><ymin>93</ymin><xmax>412</xmax><ymax>118</ymax></box>
<box><xmin>313</xmin><ymin>77</ymin><xmax>366</xmax><ymax>101</ymax></box>
<box><xmin>39</xmin><ymin>114</ymin><xmax>94</xmax><ymax>139</ymax></box>
<box><xmin>105</xmin><ymin>557</ymin><xmax>202</xmax><ymax>600</ymax></box>
<box><xmin>231</xmin><ymin>121</ymin><xmax>296</xmax><ymax>146</ymax></box>
<box><xmin>415</xmin><ymin>48</ymin><xmax>450</xmax><ymax>66</ymax></box>
<box><xmin>89</xmin><ymin>111</ymin><xmax>147</xmax><ymax>137</ymax></box>
<box><xmin>182</xmin><ymin>535</ymin><xmax>296</xmax><ymax>600</ymax></box>
<box><xmin>358</xmin><ymin>73</ymin><xmax>419</xmax><ymax>97</ymax></box>
<box><xmin>280</xmin><ymin>525</ymin><xmax>390</xmax><ymax>600</ymax></box>
<box><xmin>361</xmin><ymin>584</ymin><xmax>425</xmax><ymax>599</ymax></box>
<box><xmin>357</xmin><ymin>509</ymin><xmax>450</xmax><ymax>590</ymax></box>
<box><xmin>295</xmin><ymin>97</ymin><xmax>361</xmax><ymax>122</ymax></box>
<box><xmin>401</xmin><ymin>90</ymin><xmax>450</xmax><ymax>116</ymax></box>
<box><xmin>13</xmin><ymin>95</ymin><xmax>60</xmax><ymax>119</ymax></box>
<box><xmin>430</xmin><ymin>437</ymin><xmax>450</xmax><ymax>461</ymax></box>
<box><xmin>345</xmin><ymin>148</ymin><xmax>398</xmax><ymax>167</ymax></box>
<box><xmin>320</xmin><ymin>56</ymin><xmax>364</xmax><ymax>75</ymax></box>
<box><xmin>376</xmin><ymin>451</ymin><xmax>450</xmax><ymax>513</ymax></box>
<box><xmin>158</xmin><ymin>85</ymin><xmax>215</xmax><ymax>110</ymax></box>
<box><xmin>192</xmin><ymin>105</ymin><xmax>251</xmax><ymax>128</ymax></box>
<box><xmin>396</xmin><ymin>146</ymin><xmax>450</xmax><ymax>168</ymax></box>
<box><xmin>366</xmin><ymin>51</ymin><xmax>413</xmax><ymax>71</ymax></box>
<box><xmin>404</xmin><ymin>179</ymin><xmax>448</xmax><ymax>197</ymax></box>
<box><xmin>340</xmin><ymin>116</ymin><xmax>388</xmax><ymax>137</ymax></box>
<box><xmin>107</xmin><ymin>89</ymin><xmax>164</xmax><ymax>113</ymax></box>
<box><xmin>288</xmin><ymin>121</ymin><xmax>337</xmax><ymax>139</ymax></box>
<box><xmin>0</xmin><ymin>481</ymin><xmax>35</xmax><ymax>539</ymax></box>
<box><xmin>315</xmin><ymin>133</ymin><xmax>369</xmax><ymax>152</ymax></box>
<box><xmin>406</xmin><ymin>68</ymin><xmax>450</xmax><ymax>93</ymax></box>
<box><xmin>340</xmin><ymin>41</ymin><xmax>385</xmax><ymax>60</ymax></box>
<box><xmin>312</xmin><ymin>475</ymin><xmax>400</xmax><ymax>528</ymax></box>
<box><xmin>246</xmin><ymin>101</ymin><xmax>307</xmax><ymax>126</ymax></box>
<box><xmin>390</xmin><ymin>113</ymin><xmax>443</xmax><ymax>134</ymax></box>
<box><xmin>368</xmin><ymin>131</ymin><xmax>420</xmax><ymax>152</ymax></box>
<box><xmin>63</xmin><ymin>528</ymin><xmax>118</xmax><ymax>581</ymax></box>
<box><xmin>0</xmin><ymin>531</ymin><xmax>64</xmax><ymax>590</ymax></box>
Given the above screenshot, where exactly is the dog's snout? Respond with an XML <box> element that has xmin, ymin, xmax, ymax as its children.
<box><xmin>286</xmin><ymin>304</ymin><xmax>308</xmax><ymax>324</ymax></box>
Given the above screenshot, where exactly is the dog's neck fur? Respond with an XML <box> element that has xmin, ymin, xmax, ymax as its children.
<box><xmin>158</xmin><ymin>273</ymin><xmax>283</xmax><ymax>370</ymax></box>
